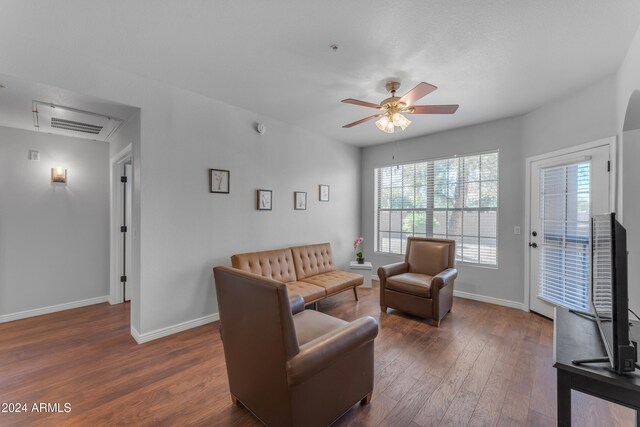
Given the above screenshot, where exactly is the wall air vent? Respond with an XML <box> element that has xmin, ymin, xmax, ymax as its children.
<box><xmin>32</xmin><ymin>101</ymin><xmax>123</xmax><ymax>142</ymax></box>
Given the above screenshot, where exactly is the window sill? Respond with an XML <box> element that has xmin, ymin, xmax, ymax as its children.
<box><xmin>373</xmin><ymin>251</ymin><xmax>498</xmax><ymax>270</ymax></box>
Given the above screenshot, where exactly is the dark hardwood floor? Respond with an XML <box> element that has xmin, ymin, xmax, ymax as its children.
<box><xmin>0</xmin><ymin>285</ymin><xmax>635</xmax><ymax>426</ymax></box>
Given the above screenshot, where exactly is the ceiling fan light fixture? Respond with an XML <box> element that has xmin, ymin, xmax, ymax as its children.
<box><xmin>392</xmin><ymin>112</ymin><xmax>411</xmax><ymax>131</ymax></box>
<box><xmin>375</xmin><ymin>115</ymin><xmax>395</xmax><ymax>133</ymax></box>
<box><xmin>342</xmin><ymin>81</ymin><xmax>458</xmax><ymax>132</ymax></box>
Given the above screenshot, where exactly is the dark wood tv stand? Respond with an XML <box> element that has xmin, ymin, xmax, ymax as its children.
<box><xmin>554</xmin><ymin>306</ymin><xmax>640</xmax><ymax>426</ymax></box>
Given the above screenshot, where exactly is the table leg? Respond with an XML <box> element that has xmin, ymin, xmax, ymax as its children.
<box><xmin>636</xmin><ymin>409</ymin><xmax>640</xmax><ymax>427</ymax></box>
<box><xmin>557</xmin><ymin>370</ymin><xmax>572</xmax><ymax>427</ymax></box>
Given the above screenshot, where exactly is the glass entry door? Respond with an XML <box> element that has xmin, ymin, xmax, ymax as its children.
<box><xmin>529</xmin><ymin>145</ymin><xmax>611</xmax><ymax>318</ymax></box>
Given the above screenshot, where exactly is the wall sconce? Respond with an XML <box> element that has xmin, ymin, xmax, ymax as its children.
<box><xmin>51</xmin><ymin>167</ymin><xmax>67</xmax><ymax>184</ymax></box>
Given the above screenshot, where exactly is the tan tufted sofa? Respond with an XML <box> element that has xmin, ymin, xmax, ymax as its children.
<box><xmin>231</xmin><ymin>243</ymin><xmax>363</xmax><ymax>305</ymax></box>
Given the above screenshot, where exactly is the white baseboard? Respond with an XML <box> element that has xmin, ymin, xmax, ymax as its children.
<box><xmin>131</xmin><ymin>313</ymin><xmax>220</xmax><ymax>344</ymax></box>
<box><xmin>0</xmin><ymin>295</ymin><xmax>109</xmax><ymax>323</ymax></box>
<box><xmin>130</xmin><ymin>326</ymin><xmax>142</xmax><ymax>343</ymax></box>
<box><xmin>453</xmin><ymin>290</ymin><xmax>526</xmax><ymax>311</ymax></box>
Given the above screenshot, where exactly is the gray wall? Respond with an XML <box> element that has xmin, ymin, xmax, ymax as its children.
<box><xmin>361</xmin><ymin>74</ymin><xmax>621</xmax><ymax>307</ymax></box>
<box><xmin>0</xmin><ymin>41</ymin><xmax>361</xmax><ymax>335</ymax></box>
<box><xmin>361</xmin><ymin>116</ymin><xmax>525</xmax><ymax>304</ymax></box>
<box><xmin>618</xmin><ymin>28</ymin><xmax>640</xmax><ymax>314</ymax></box>
<box><xmin>0</xmin><ymin>126</ymin><xmax>110</xmax><ymax>316</ymax></box>
<box><xmin>522</xmin><ymin>75</ymin><xmax>618</xmax><ymax>159</ymax></box>
<box><xmin>137</xmin><ymin>88</ymin><xmax>361</xmax><ymax>332</ymax></box>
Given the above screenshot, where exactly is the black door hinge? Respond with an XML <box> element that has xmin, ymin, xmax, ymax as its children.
<box><xmin>607</xmin><ymin>161</ymin><xmax>611</xmax><ymax>172</ymax></box>
<box><xmin>120</xmin><ymin>276</ymin><xmax>127</xmax><ymax>282</ymax></box>
<box><xmin>121</xmin><ymin>226</ymin><xmax>127</xmax><ymax>232</ymax></box>
<box><xmin>121</xmin><ymin>176</ymin><xmax>128</xmax><ymax>183</ymax></box>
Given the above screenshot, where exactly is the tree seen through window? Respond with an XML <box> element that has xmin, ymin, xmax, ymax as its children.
<box><xmin>375</xmin><ymin>151</ymin><xmax>499</xmax><ymax>265</ymax></box>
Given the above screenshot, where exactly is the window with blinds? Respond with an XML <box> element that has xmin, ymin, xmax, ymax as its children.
<box><xmin>374</xmin><ymin>151</ymin><xmax>499</xmax><ymax>265</ymax></box>
<box><xmin>538</xmin><ymin>161</ymin><xmax>591</xmax><ymax>311</ymax></box>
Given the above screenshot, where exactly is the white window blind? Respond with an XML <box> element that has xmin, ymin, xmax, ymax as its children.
<box><xmin>592</xmin><ymin>214</ymin><xmax>613</xmax><ymax>317</ymax></box>
<box><xmin>538</xmin><ymin>162</ymin><xmax>591</xmax><ymax>311</ymax></box>
<box><xmin>374</xmin><ymin>151</ymin><xmax>498</xmax><ymax>265</ymax></box>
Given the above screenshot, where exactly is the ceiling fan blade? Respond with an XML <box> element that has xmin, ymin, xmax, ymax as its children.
<box><xmin>342</xmin><ymin>114</ymin><xmax>381</xmax><ymax>128</ymax></box>
<box><xmin>341</xmin><ymin>98</ymin><xmax>382</xmax><ymax>109</ymax></box>
<box><xmin>399</xmin><ymin>82</ymin><xmax>438</xmax><ymax>106</ymax></box>
<box><xmin>409</xmin><ymin>105</ymin><xmax>459</xmax><ymax>114</ymax></box>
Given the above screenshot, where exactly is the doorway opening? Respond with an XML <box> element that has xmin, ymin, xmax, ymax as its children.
<box><xmin>110</xmin><ymin>143</ymin><xmax>133</xmax><ymax>305</ymax></box>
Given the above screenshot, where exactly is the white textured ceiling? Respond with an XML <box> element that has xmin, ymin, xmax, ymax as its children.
<box><xmin>0</xmin><ymin>1</ymin><xmax>639</xmax><ymax>146</ymax></box>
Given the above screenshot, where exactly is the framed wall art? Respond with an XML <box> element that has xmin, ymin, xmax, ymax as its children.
<box><xmin>209</xmin><ymin>169</ymin><xmax>230</xmax><ymax>194</ymax></box>
<box><xmin>294</xmin><ymin>191</ymin><xmax>307</xmax><ymax>210</ymax></box>
<box><xmin>257</xmin><ymin>189</ymin><xmax>272</xmax><ymax>210</ymax></box>
<box><xmin>319</xmin><ymin>184</ymin><xmax>330</xmax><ymax>202</ymax></box>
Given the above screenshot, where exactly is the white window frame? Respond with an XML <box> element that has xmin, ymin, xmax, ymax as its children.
<box><xmin>374</xmin><ymin>150</ymin><xmax>500</xmax><ymax>267</ymax></box>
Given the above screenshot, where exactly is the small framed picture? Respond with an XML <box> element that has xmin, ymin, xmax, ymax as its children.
<box><xmin>257</xmin><ymin>189</ymin><xmax>272</xmax><ymax>210</ymax></box>
<box><xmin>209</xmin><ymin>169</ymin><xmax>230</xmax><ymax>194</ymax></box>
<box><xmin>294</xmin><ymin>192</ymin><xmax>307</xmax><ymax>210</ymax></box>
<box><xmin>319</xmin><ymin>184</ymin><xmax>330</xmax><ymax>202</ymax></box>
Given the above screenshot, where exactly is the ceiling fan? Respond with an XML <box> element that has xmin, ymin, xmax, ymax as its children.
<box><xmin>341</xmin><ymin>81</ymin><xmax>459</xmax><ymax>133</ymax></box>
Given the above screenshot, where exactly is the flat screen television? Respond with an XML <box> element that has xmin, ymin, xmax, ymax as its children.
<box><xmin>591</xmin><ymin>213</ymin><xmax>636</xmax><ymax>374</ymax></box>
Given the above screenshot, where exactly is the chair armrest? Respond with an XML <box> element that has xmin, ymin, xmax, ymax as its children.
<box><xmin>286</xmin><ymin>316</ymin><xmax>378</xmax><ymax>386</ymax></box>
<box><xmin>377</xmin><ymin>262</ymin><xmax>409</xmax><ymax>280</ymax></box>
<box><xmin>289</xmin><ymin>293</ymin><xmax>305</xmax><ymax>315</ymax></box>
<box><xmin>432</xmin><ymin>268</ymin><xmax>458</xmax><ymax>289</ymax></box>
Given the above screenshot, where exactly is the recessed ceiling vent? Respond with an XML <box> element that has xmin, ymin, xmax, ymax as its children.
<box><xmin>50</xmin><ymin>117</ymin><xmax>103</xmax><ymax>134</ymax></box>
<box><xmin>32</xmin><ymin>101</ymin><xmax>123</xmax><ymax>141</ymax></box>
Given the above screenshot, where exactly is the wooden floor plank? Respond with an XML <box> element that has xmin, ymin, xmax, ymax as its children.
<box><xmin>468</xmin><ymin>372</ymin><xmax>511</xmax><ymax>427</ymax></box>
<box><xmin>438</xmin><ymin>388</ymin><xmax>480</xmax><ymax>427</ymax></box>
<box><xmin>412</xmin><ymin>349</ymin><xmax>481</xmax><ymax>427</ymax></box>
<box><xmin>497</xmin><ymin>390</ymin><xmax>530</xmax><ymax>427</ymax></box>
<box><xmin>526</xmin><ymin>409</ymin><xmax>555</xmax><ymax>427</ymax></box>
<box><xmin>0</xmin><ymin>285</ymin><xmax>635</xmax><ymax>426</ymax></box>
<box><xmin>377</xmin><ymin>373</ymin><xmax>442</xmax><ymax>427</ymax></box>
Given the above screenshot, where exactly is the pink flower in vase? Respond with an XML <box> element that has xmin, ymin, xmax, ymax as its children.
<box><xmin>354</xmin><ymin>237</ymin><xmax>364</xmax><ymax>261</ymax></box>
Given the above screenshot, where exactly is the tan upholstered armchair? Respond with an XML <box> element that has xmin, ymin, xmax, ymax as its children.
<box><xmin>377</xmin><ymin>237</ymin><xmax>457</xmax><ymax>327</ymax></box>
<box><xmin>213</xmin><ymin>266</ymin><xmax>378</xmax><ymax>427</ymax></box>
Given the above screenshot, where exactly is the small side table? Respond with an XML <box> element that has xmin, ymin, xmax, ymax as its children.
<box><xmin>350</xmin><ymin>261</ymin><xmax>373</xmax><ymax>288</ymax></box>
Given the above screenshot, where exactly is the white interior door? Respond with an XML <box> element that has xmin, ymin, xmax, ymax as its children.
<box><xmin>529</xmin><ymin>145</ymin><xmax>611</xmax><ymax>318</ymax></box>
<box><xmin>124</xmin><ymin>162</ymin><xmax>132</xmax><ymax>302</ymax></box>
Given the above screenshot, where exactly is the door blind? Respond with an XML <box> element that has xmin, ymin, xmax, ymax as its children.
<box><xmin>538</xmin><ymin>161</ymin><xmax>591</xmax><ymax>311</ymax></box>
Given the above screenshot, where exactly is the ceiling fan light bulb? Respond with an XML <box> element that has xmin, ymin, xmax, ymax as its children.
<box><xmin>392</xmin><ymin>113</ymin><xmax>411</xmax><ymax>131</ymax></box>
<box><xmin>375</xmin><ymin>115</ymin><xmax>390</xmax><ymax>132</ymax></box>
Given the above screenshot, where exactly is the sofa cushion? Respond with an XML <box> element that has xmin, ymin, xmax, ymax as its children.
<box><xmin>286</xmin><ymin>281</ymin><xmax>326</xmax><ymax>304</ymax></box>
<box><xmin>407</xmin><ymin>242</ymin><xmax>450</xmax><ymax>276</ymax></box>
<box><xmin>386</xmin><ymin>273</ymin><xmax>433</xmax><ymax>298</ymax></box>
<box><xmin>290</xmin><ymin>243</ymin><xmax>335</xmax><ymax>280</ymax></box>
<box><xmin>231</xmin><ymin>248</ymin><xmax>297</xmax><ymax>283</ymax></box>
<box><xmin>292</xmin><ymin>310</ymin><xmax>348</xmax><ymax>346</ymax></box>
<box><xmin>301</xmin><ymin>270</ymin><xmax>363</xmax><ymax>295</ymax></box>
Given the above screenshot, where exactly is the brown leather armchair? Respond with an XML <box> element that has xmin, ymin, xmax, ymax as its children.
<box><xmin>213</xmin><ymin>266</ymin><xmax>378</xmax><ymax>427</ymax></box>
<box><xmin>378</xmin><ymin>237</ymin><xmax>457</xmax><ymax>327</ymax></box>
